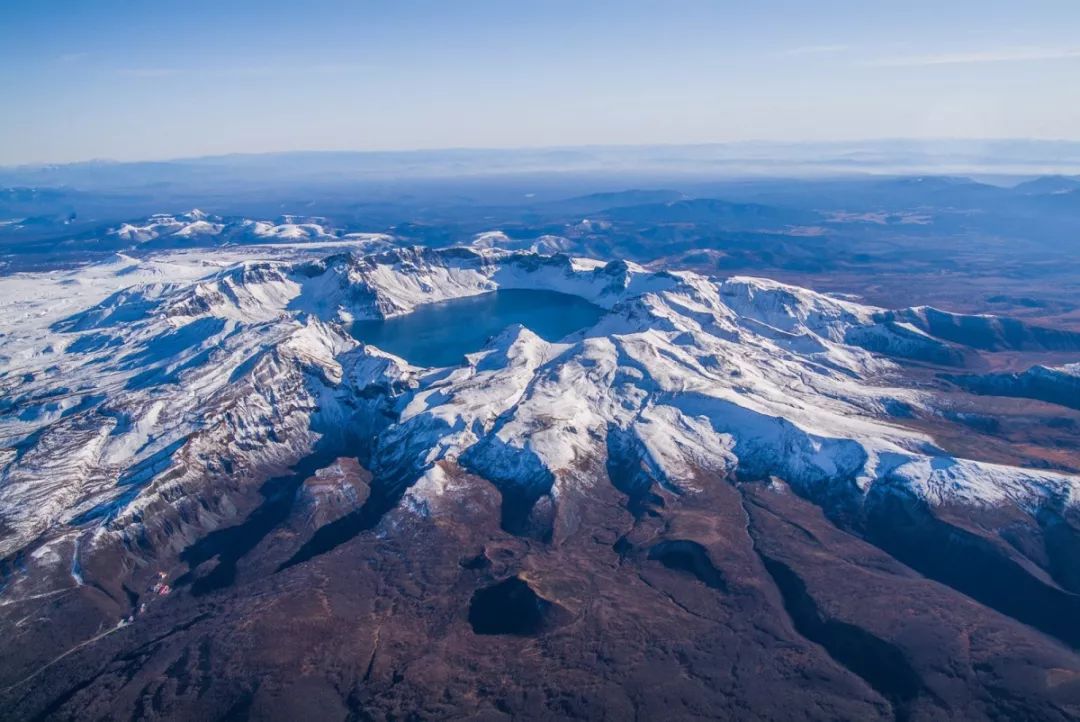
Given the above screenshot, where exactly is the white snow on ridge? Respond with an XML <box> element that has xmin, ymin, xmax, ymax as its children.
<box><xmin>287</xmin><ymin>247</ymin><xmax>682</xmax><ymax>322</ymax></box>
<box><xmin>0</xmin><ymin>244</ymin><xmax>1077</xmax><ymax>569</ymax></box>
<box><xmin>98</xmin><ymin>210</ymin><xmax>398</xmax><ymax>250</ymax></box>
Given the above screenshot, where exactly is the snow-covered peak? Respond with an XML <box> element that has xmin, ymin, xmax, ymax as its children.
<box><xmin>718</xmin><ymin>275</ymin><xmax>878</xmax><ymax>341</ymax></box>
<box><xmin>2</xmin><ymin>245</ymin><xmax>1078</xmax><ymax>576</ymax></box>
<box><xmin>100</xmin><ymin>211</ymin><xmax>394</xmax><ymax>250</ymax></box>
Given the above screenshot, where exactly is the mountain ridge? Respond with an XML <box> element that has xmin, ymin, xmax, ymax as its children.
<box><xmin>3</xmin><ymin>244</ymin><xmax>1080</xmax><ymax>718</ymax></box>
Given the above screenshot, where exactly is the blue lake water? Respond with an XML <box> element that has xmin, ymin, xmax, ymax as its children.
<box><xmin>351</xmin><ymin>289</ymin><xmax>604</xmax><ymax>367</ymax></box>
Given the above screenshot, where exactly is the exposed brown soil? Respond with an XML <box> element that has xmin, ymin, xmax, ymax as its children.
<box><xmin>4</xmin><ymin>455</ymin><xmax>1080</xmax><ymax>720</ymax></box>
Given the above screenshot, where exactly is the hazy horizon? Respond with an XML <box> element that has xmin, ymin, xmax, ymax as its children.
<box><xmin>3</xmin><ymin>0</ymin><xmax>1080</xmax><ymax>165</ymax></box>
<box><xmin>6</xmin><ymin>136</ymin><xmax>1080</xmax><ymax>169</ymax></box>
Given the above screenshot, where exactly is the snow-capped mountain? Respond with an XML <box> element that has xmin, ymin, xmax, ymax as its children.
<box><xmin>63</xmin><ymin>209</ymin><xmax>398</xmax><ymax>251</ymax></box>
<box><xmin>3</xmin><ymin>245</ymin><xmax>1080</xmax><ymax>719</ymax></box>
<box><xmin>1</xmin><ymin>243</ymin><xmax>1077</xmax><ymax>558</ymax></box>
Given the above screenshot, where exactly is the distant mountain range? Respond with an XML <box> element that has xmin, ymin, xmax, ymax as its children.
<box><xmin>5</xmin><ymin>139</ymin><xmax>1080</xmax><ymax>188</ymax></box>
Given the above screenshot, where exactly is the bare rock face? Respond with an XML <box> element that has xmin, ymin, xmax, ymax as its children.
<box><xmin>3</xmin><ymin>247</ymin><xmax>1080</xmax><ymax>720</ymax></box>
<box><xmin>293</xmin><ymin>458</ymin><xmax>372</xmax><ymax>530</ymax></box>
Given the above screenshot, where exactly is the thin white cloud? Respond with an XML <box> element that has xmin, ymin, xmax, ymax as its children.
<box><xmin>304</xmin><ymin>61</ymin><xmax>376</xmax><ymax>74</ymax></box>
<box><xmin>56</xmin><ymin>52</ymin><xmax>90</xmax><ymax>63</ymax></box>
<box><xmin>117</xmin><ymin>67</ymin><xmax>182</xmax><ymax>78</ymax></box>
<box><xmin>868</xmin><ymin>46</ymin><xmax>1080</xmax><ymax>67</ymax></box>
<box><xmin>782</xmin><ymin>44</ymin><xmax>847</xmax><ymax>57</ymax></box>
<box><xmin>114</xmin><ymin>62</ymin><xmax>372</xmax><ymax>79</ymax></box>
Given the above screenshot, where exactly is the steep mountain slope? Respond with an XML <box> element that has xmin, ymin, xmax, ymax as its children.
<box><xmin>2</xmin><ymin>246</ymin><xmax>1080</xmax><ymax>719</ymax></box>
<box><xmin>946</xmin><ymin>362</ymin><xmax>1080</xmax><ymax>410</ymax></box>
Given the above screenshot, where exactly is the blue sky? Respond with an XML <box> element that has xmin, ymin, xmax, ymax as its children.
<box><xmin>2</xmin><ymin>0</ymin><xmax>1079</xmax><ymax>164</ymax></box>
